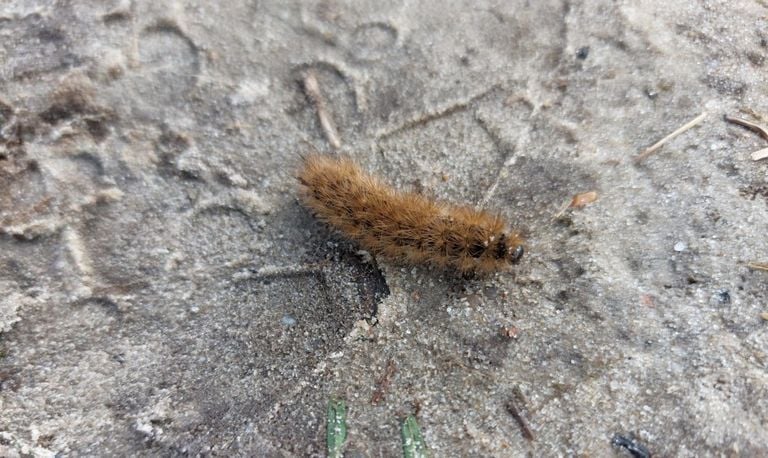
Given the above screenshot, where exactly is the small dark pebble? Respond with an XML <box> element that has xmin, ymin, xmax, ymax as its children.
<box><xmin>576</xmin><ymin>46</ymin><xmax>590</xmax><ymax>60</ymax></box>
<box><xmin>716</xmin><ymin>289</ymin><xmax>731</xmax><ymax>304</ymax></box>
<box><xmin>611</xmin><ymin>434</ymin><xmax>651</xmax><ymax>458</ymax></box>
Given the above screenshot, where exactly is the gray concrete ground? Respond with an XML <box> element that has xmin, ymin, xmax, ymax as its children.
<box><xmin>1</xmin><ymin>0</ymin><xmax>767</xmax><ymax>456</ymax></box>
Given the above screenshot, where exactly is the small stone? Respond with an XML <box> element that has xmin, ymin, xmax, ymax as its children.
<box><xmin>715</xmin><ymin>289</ymin><xmax>731</xmax><ymax>304</ymax></box>
<box><xmin>281</xmin><ymin>315</ymin><xmax>297</xmax><ymax>327</ymax></box>
<box><xmin>500</xmin><ymin>325</ymin><xmax>519</xmax><ymax>339</ymax></box>
<box><xmin>673</xmin><ymin>241</ymin><xmax>687</xmax><ymax>252</ymax></box>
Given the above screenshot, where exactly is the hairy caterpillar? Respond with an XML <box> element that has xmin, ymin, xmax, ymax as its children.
<box><xmin>297</xmin><ymin>154</ymin><xmax>524</xmax><ymax>275</ymax></box>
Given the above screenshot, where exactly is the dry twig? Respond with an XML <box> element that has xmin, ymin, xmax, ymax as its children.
<box><xmin>724</xmin><ymin>115</ymin><xmax>768</xmax><ymax>141</ymax></box>
<box><xmin>747</xmin><ymin>262</ymin><xmax>768</xmax><ymax>272</ymax></box>
<box><xmin>376</xmin><ymin>84</ymin><xmax>499</xmax><ymax>139</ymax></box>
<box><xmin>370</xmin><ymin>359</ymin><xmax>397</xmax><ymax>405</ymax></box>
<box><xmin>303</xmin><ymin>70</ymin><xmax>342</xmax><ymax>149</ymax></box>
<box><xmin>751</xmin><ymin>148</ymin><xmax>768</xmax><ymax>161</ymax></box>
<box><xmin>505</xmin><ymin>398</ymin><xmax>534</xmax><ymax>441</ymax></box>
<box><xmin>634</xmin><ymin>111</ymin><xmax>708</xmax><ymax>163</ymax></box>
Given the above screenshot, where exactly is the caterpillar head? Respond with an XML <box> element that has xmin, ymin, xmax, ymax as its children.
<box><xmin>494</xmin><ymin>233</ymin><xmax>524</xmax><ymax>265</ymax></box>
<box><xmin>508</xmin><ymin>244</ymin><xmax>524</xmax><ymax>264</ymax></box>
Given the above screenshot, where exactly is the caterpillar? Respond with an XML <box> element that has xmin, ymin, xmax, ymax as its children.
<box><xmin>297</xmin><ymin>154</ymin><xmax>524</xmax><ymax>275</ymax></box>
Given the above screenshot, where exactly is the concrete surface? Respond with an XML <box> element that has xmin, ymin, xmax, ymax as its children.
<box><xmin>1</xmin><ymin>0</ymin><xmax>767</xmax><ymax>456</ymax></box>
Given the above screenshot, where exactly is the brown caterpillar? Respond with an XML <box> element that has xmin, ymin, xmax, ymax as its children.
<box><xmin>297</xmin><ymin>154</ymin><xmax>524</xmax><ymax>275</ymax></box>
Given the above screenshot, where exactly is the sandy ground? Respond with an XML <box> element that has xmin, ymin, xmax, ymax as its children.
<box><xmin>1</xmin><ymin>0</ymin><xmax>767</xmax><ymax>456</ymax></box>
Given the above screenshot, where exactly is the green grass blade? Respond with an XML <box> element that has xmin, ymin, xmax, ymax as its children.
<box><xmin>401</xmin><ymin>415</ymin><xmax>428</xmax><ymax>458</ymax></box>
<box><xmin>326</xmin><ymin>399</ymin><xmax>347</xmax><ymax>458</ymax></box>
